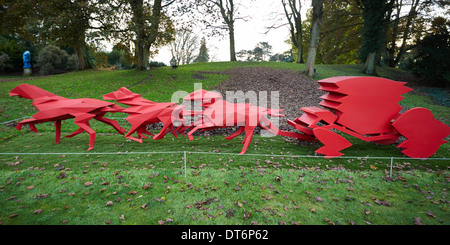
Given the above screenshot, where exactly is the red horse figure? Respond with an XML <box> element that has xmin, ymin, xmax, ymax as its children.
<box><xmin>176</xmin><ymin>89</ymin><xmax>315</xmax><ymax>155</ymax></box>
<box><xmin>287</xmin><ymin>76</ymin><xmax>450</xmax><ymax>158</ymax></box>
<box><xmin>103</xmin><ymin>87</ymin><xmax>186</xmax><ymax>143</ymax></box>
<box><xmin>9</xmin><ymin>83</ymin><xmax>126</xmax><ymax>151</ymax></box>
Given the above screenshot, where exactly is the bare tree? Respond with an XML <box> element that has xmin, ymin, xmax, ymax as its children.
<box><xmin>283</xmin><ymin>0</ymin><xmax>304</xmax><ymax>63</ymax></box>
<box><xmin>170</xmin><ymin>28</ymin><xmax>199</xmax><ymax>65</ymax></box>
<box><xmin>265</xmin><ymin>0</ymin><xmax>304</xmax><ymax>63</ymax></box>
<box><xmin>187</xmin><ymin>0</ymin><xmax>251</xmax><ymax>61</ymax></box>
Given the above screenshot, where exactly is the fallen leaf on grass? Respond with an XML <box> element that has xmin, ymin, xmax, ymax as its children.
<box><xmin>84</xmin><ymin>182</ymin><xmax>93</xmax><ymax>187</ymax></box>
<box><xmin>226</xmin><ymin>209</ymin><xmax>234</xmax><ymax>218</ymax></box>
<box><xmin>33</xmin><ymin>209</ymin><xmax>43</xmax><ymax>214</ymax></box>
<box><xmin>34</xmin><ymin>193</ymin><xmax>49</xmax><ymax>199</ymax></box>
<box><xmin>414</xmin><ymin>217</ymin><xmax>424</xmax><ymax>225</ymax></box>
<box><xmin>426</xmin><ymin>211</ymin><xmax>436</xmax><ymax>218</ymax></box>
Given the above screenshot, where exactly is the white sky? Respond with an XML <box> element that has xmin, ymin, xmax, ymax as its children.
<box><xmin>154</xmin><ymin>0</ymin><xmax>309</xmax><ymax>64</ymax></box>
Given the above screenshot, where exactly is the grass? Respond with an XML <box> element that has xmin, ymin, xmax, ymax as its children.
<box><xmin>1</xmin><ymin>132</ymin><xmax>448</xmax><ymax>225</ymax></box>
<box><xmin>0</xmin><ymin>61</ymin><xmax>449</xmax><ymax>226</ymax></box>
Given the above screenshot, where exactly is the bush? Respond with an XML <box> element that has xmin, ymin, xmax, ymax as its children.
<box><xmin>0</xmin><ymin>35</ymin><xmax>26</xmax><ymax>72</ymax></box>
<box><xmin>37</xmin><ymin>45</ymin><xmax>78</xmax><ymax>75</ymax></box>
<box><xmin>0</xmin><ymin>54</ymin><xmax>11</xmax><ymax>71</ymax></box>
<box><xmin>149</xmin><ymin>61</ymin><xmax>166</xmax><ymax>67</ymax></box>
<box><xmin>106</xmin><ymin>49</ymin><xmax>134</xmax><ymax>70</ymax></box>
<box><xmin>92</xmin><ymin>51</ymin><xmax>108</xmax><ymax>68</ymax></box>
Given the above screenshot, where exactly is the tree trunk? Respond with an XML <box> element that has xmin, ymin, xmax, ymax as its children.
<box><xmin>130</xmin><ymin>0</ymin><xmax>146</xmax><ymax>70</ymax></box>
<box><xmin>296</xmin><ymin>29</ymin><xmax>303</xmax><ymax>63</ymax></box>
<box><xmin>364</xmin><ymin>51</ymin><xmax>377</xmax><ymax>75</ymax></box>
<box><xmin>75</xmin><ymin>45</ymin><xmax>91</xmax><ymax>70</ymax></box>
<box><xmin>297</xmin><ymin>49</ymin><xmax>303</xmax><ymax>63</ymax></box>
<box><xmin>143</xmin><ymin>43</ymin><xmax>151</xmax><ymax>68</ymax></box>
<box><xmin>75</xmin><ymin>46</ymin><xmax>85</xmax><ymax>70</ymax></box>
<box><xmin>136</xmin><ymin>41</ymin><xmax>146</xmax><ymax>70</ymax></box>
<box><xmin>305</xmin><ymin>0</ymin><xmax>323</xmax><ymax>77</ymax></box>
<box><xmin>229</xmin><ymin>24</ymin><xmax>237</xmax><ymax>61</ymax></box>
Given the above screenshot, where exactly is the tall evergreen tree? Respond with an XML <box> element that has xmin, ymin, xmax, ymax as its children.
<box><xmin>193</xmin><ymin>37</ymin><xmax>209</xmax><ymax>63</ymax></box>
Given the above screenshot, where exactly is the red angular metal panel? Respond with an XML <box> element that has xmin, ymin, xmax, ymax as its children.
<box><xmin>9</xmin><ymin>83</ymin><xmax>126</xmax><ymax>151</ymax></box>
<box><xmin>319</xmin><ymin>76</ymin><xmax>412</xmax><ymax>135</ymax></box>
<box><xmin>103</xmin><ymin>87</ymin><xmax>186</xmax><ymax>142</ymax></box>
<box><xmin>313</xmin><ymin>127</ymin><xmax>352</xmax><ymax>158</ymax></box>
<box><xmin>392</xmin><ymin>107</ymin><xmax>450</xmax><ymax>158</ymax></box>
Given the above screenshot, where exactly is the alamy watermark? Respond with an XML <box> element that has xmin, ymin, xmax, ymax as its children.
<box><xmin>171</xmin><ymin>83</ymin><xmax>281</xmax><ymax>137</ymax></box>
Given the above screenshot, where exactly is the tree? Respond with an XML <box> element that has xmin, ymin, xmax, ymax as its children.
<box><xmin>128</xmin><ymin>0</ymin><xmax>176</xmax><ymax>70</ymax></box>
<box><xmin>256</xmin><ymin>42</ymin><xmax>273</xmax><ymax>61</ymax></box>
<box><xmin>236</xmin><ymin>42</ymin><xmax>273</xmax><ymax>62</ymax></box>
<box><xmin>356</xmin><ymin>0</ymin><xmax>395</xmax><ymax>75</ymax></box>
<box><xmin>316</xmin><ymin>0</ymin><xmax>362</xmax><ymax>64</ymax></box>
<box><xmin>0</xmin><ymin>0</ymin><xmax>94</xmax><ymax>70</ymax></box>
<box><xmin>383</xmin><ymin>0</ymin><xmax>444</xmax><ymax>68</ymax></box>
<box><xmin>189</xmin><ymin>0</ymin><xmax>251</xmax><ymax>61</ymax></box>
<box><xmin>193</xmin><ymin>37</ymin><xmax>210</xmax><ymax>63</ymax></box>
<box><xmin>283</xmin><ymin>0</ymin><xmax>304</xmax><ymax>63</ymax></box>
<box><xmin>305</xmin><ymin>0</ymin><xmax>324</xmax><ymax>77</ymax></box>
<box><xmin>170</xmin><ymin>28</ymin><xmax>199</xmax><ymax>65</ymax></box>
<box><xmin>407</xmin><ymin>16</ymin><xmax>450</xmax><ymax>86</ymax></box>
<box><xmin>265</xmin><ymin>0</ymin><xmax>304</xmax><ymax>63</ymax></box>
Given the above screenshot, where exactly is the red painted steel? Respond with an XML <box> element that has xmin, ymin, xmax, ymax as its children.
<box><xmin>9</xmin><ymin>83</ymin><xmax>126</xmax><ymax>151</ymax></box>
<box><xmin>178</xmin><ymin>89</ymin><xmax>315</xmax><ymax>154</ymax></box>
<box><xmin>10</xmin><ymin>78</ymin><xmax>448</xmax><ymax>158</ymax></box>
<box><xmin>288</xmin><ymin>76</ymin><xmax>449</xmax><ymax>158</ymax></box>
<box><xmin>103</xmin><ymin>87</ymin><xmax>186</xmax><ymax>142</ymax></box>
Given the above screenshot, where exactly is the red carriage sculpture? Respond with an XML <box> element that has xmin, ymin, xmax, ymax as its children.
<box><xmin>287</xmin><ymin>76</ymin><xmax>449</xmax><ymax>158</ymax></box>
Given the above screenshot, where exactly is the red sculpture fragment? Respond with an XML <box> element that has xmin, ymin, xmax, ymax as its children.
<box><xmin>103</xmin><ymin>87</ymin><xmax>186</xmax><ymax>142</ymax></box>
<box><xmin>287</xmin><ymin>76</ymin><xmax>449</xmax><ymax>158</ymax></box>
<box><xmin>9</xmin><ymin>83</ymin><xmax>126</xmax><ymax>151</ymax></box>
<box><xmin>176</xmin><ymin>89</ymin><xmax>315</xmax><ymax>154</ymax></box>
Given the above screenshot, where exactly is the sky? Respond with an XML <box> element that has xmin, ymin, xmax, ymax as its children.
<box><xmin>153</xmin><ymin>0</ymin><xmax>308</xmax><ymax>64</ymax></box>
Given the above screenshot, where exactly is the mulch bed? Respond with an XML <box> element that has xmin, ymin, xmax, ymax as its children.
<box><xmin>211</xmin><ymin>67</ymin><xmax>323</xmax><ymax>121</ymax></box>
<box><xmin>174</xmin><ymin>66</ymin><xmax>323</xmax><ymax>137</ymax></box>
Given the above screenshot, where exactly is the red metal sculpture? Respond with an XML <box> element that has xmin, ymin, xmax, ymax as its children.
<box><xmin>103</xmin><ymin>87</ymin><xmax>186</xmax><ymax>142</ymax></box>
<box><xmin>176</xmin><ymin>89</ymin><xmax>315</xmax><ymax>154</ymax></box>
<box><xmin>9</xmin><ymin>78</ymin><xmax>448</xmax><ymax>159</ymax></box>
<box><xmin>9</xmin><ymin>83</ymin><xmax>126</xmax><ymax>151</ymax></box>
<box><xmin>287</xmin><ymin>76</ymin><xmax>450</xmax><ymax>158</ymax></box>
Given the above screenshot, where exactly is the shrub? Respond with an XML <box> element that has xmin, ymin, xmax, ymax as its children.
<box><xmin>92</xmin><ymin>51</ymin><xmax>108</xmax><ymax>68</ymax></box>
<box><xmin>37</xmin><ymin>45</ymin><xmax>78</xmax><ymax>75</ymax></box>
<box><xmin>149</xmin><ymin>61</ymin><xmax>166</xmax><ymax>67</ymax></box>
<box><xmin>106</xmin><ymin>49</ymin><xmax>134</xmax><ymax>70</ymax></box>
<box><xmin>0</xmin><ymin>35</ymin><xmax>26</xmax><ymax>72</ymax></box>
<box><xmin>0</xmin><ymin>54</ymin><xmax>11</xmax><ymax>71</ymax></box>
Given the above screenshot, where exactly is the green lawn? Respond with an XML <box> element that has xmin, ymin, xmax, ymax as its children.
<box><xmin>0</xmin><ymin>62</ymin><xmax>448</xmax><ymax>225</ymax></box>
